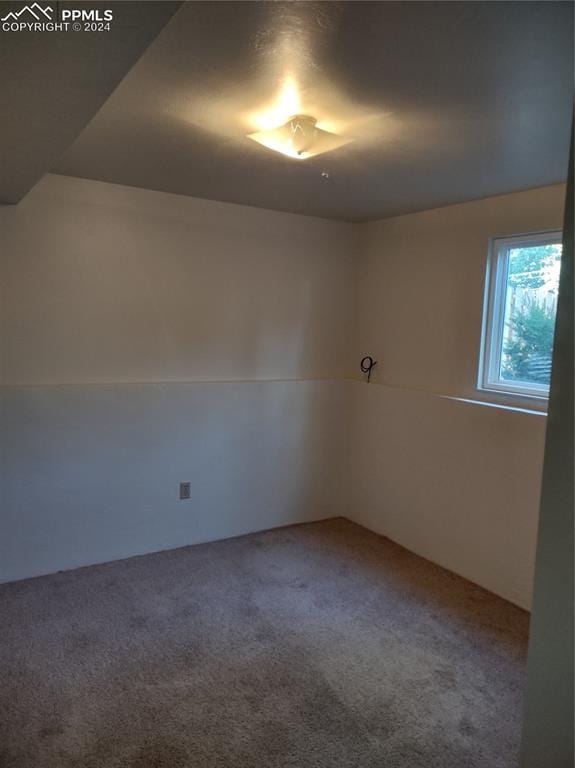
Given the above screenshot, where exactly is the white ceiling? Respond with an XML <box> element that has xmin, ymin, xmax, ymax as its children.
<box><xmin>7</xmin><ymin>1</ymin><xmax>575</xmax><ymax>221</ymax></box>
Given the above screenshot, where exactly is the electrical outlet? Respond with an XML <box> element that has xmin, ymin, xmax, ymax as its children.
<box><xmin>179</xmin><ymin>482</ymin><xmax>191</xmax><ymax>500</ymax></box>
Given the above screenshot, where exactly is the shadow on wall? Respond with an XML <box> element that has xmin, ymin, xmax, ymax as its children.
<box><xmin>0</xmin><ymin>380</ymin><xmax>350</xmax><ymax>583</ymax></box>
<box><xmin>0</xmin><ymin>174</ymin><xmax>356</xmax><ymax>385</ymax></box>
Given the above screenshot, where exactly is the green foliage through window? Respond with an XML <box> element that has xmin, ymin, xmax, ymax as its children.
<box><xmin>500</xmin><ymin>243</ymin><xmax>561</xmax><ymax>388</ymax></box>
<box><xmin>507</xmin><ymin>245</ymin><xmax>560</xmax><ymax>290</ymax></box>
<box><xmin>502</xmin><ymin>299</ymin><xmax>556</xmax><ymax>384</ymax></box>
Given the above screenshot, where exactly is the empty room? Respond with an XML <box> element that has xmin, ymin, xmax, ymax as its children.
<box><xmin>0</xmin><ymin>1</ymin><xmax>573</xmax><ymax>767</ymax></box>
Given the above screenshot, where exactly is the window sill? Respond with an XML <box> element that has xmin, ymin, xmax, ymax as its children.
<box><xmin>353</xmin><ymin>380</ymin><xmax>548</xmax><ymax>416</ymax></box>
<box><xmin>445</xmin><ymin>393</ymin><xmax>547</xmax><ymax>416</ymax></box>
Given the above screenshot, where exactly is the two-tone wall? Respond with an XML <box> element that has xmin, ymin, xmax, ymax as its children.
<box><xmin>0</xmin><ymin>175</ymin><xmax>357</xmax><ymax>582</ymax></box>
<box><xmin>351</xmin><ymin>185</ymin><xmax>565</xmax><ymax>608</ymax></box>
<box><xmin>0</xmin><ymin>175</ymin><xmax>566</xmax><ymax>610</ymax></box>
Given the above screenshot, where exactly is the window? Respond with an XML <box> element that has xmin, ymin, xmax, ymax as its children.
<box><xmin>479</xmin><ymin>230</ymin><xmax>562</xmax><ymax>400</ymax></box>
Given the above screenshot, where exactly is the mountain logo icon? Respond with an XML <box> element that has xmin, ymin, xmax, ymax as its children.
<box><xmin>1</xmin><ymin>3</ymin><xmax>53</xmax><ymax>21</ymax></box>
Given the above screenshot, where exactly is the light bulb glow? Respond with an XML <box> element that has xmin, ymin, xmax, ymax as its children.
<box><xmin>251</xmin><ymin>75</ymin><xmax>302</xmax><ymax>131</ymax></box>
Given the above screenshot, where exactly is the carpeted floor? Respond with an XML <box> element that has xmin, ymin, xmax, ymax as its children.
<box><xmin>0</xmin><ymin>518</ymin><xmax>529</xmax><ymax>768</ymax></box>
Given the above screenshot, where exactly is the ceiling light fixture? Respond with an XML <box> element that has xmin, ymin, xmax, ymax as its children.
<box><xmin>247</xmin><ymin>114</ymin><xmax>352</xmax><ymax>160</ymax></box>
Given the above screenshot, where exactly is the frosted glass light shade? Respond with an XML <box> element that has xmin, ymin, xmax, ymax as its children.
<box><xmin>247</xmin><ymin>114</ymin><xmax>351</xmax><ymax>160</ymax></box>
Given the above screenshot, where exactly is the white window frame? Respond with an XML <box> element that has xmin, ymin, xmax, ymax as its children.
<box><xmin>478</xmin><ymin>229</ymin><xmax>562</xmax><ymax>401</ymax></box>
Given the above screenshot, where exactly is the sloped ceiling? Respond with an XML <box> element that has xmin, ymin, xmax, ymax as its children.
<box><xmin>0</xmin><ymin>1</ymin><xmax>182</xmax><ymax>203</ymax></box>
<box><xmin>5</xmin><ymin>1</ymin><xmax>573</xmax><ymax>220</ymax></box>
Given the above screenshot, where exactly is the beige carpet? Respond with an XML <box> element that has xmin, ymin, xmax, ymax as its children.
<box><xmin>0</xmin><ymin>518</ymin><xmax>529</xmax><ymax>768</ymax></box>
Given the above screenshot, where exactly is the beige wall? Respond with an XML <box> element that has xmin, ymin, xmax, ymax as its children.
<box><xmin>0</xmin><ymin>175</ymin><xmax>356</xmax><ymax>582</ymax></box>
<box><xmin>357</xmin><ymin>185</ymin><xmax>566</xmax><ymax>404</ymax></box>
<box><xmin>350</xmin><ymin>184</ymin><xmax>566</xmax><ymax>609</ymax></box>
<box><xmin>2</xmin><ymin>380</ymin><xmax>349</xmax><ymax>582</ymax></box>
<box><xmin>349</xmin><ymin>383</ymin><xmax>547</xmax><ymax>607</ymax></box>
<box><xmin>1</xmin><ymin>175</ymin><xmax>358</xmax><ymax>385</ymax></box>
<box><xmin>1</xmin><ymin>175</ymin><xmax>566</xmax><ymax>608</ymax></box>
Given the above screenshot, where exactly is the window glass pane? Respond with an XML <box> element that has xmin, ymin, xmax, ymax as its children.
<box><xmin>499</xmin><ymin>243</ymin><xmax>562</xmax><ymax>387</ymax></box>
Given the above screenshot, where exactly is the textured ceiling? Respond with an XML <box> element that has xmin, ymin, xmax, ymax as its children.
<box><xmin>0</xmin><ymin>1</ymin><xmax>182</xmax><ymax>204</ymax></box>
<box><xmin>51</xmin><ymin>1</ymin><xmax>574</xmax><ymax>221</ymax></box>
